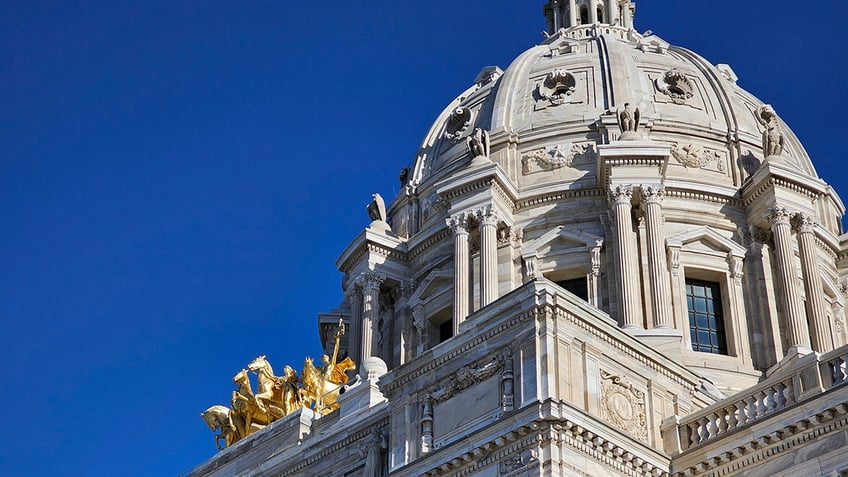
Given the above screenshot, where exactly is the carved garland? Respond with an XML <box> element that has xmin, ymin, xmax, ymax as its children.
<box><xmin>521</xmin><ymin>142</ymin><xmax>593</xmax><ymax>174</ymax></box>
<box><xmin>537</xmin><ymin>68</ymin><xmax>576</xmax><ymax>106</ymax></box>
<box><xmin>445</xmin><ymin>106</ymin><xmax>473</xmax><ymax>141</ymax></box>
<box><xmin>670</xmin><ymin>143</ymin><xmax>724</xmax><ymax>171</ymax></box>
<box><xmin>426</xmin><ymin>352</ymin><xmax>506</xmax><ymax>402</ymax></box>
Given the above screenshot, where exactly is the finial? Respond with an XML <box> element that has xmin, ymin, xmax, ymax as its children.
<box><xmin>544</xmin><ymin>0</ymin><xmax>635</xmax><ymax>33</ymax></box>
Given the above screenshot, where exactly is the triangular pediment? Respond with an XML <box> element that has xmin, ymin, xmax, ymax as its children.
<box><xmin>666</xmin><ymin>226</ymin><xmax>746</xmax><ymax>258</ymax></box>
<box><xmin>523</xmin><ymin>226</ymin><xmax>603</xmax><ymax>259</ymax></box>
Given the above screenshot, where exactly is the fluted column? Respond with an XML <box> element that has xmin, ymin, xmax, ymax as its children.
<box><xmin>478</xmin><ymin>207</ymin><xmax>499</xmax><ymax>307</ymax></box>
<box><xmin>766</xmin><ymin>207</ymin><xmax>810</xmax><ymax>350</ymax></box>
<box><xmin>642</xmin><ymin>185</ymin><xmax>672</xmax><ymax>328</ymax></box>
<box><xmin>360</xmin><ymin>272</ymin><xmax>384</xmax><ymax>359</ymax></box>
<box><xmin>344</xmin><ymin>282</ymin><xmax>363</xmax><ymax>366</ymax></box>
<box><xmin>610</xmin><ymin>185</ymin><xmax>641</xmax><ymax>328</ymax></box>
<box><xmin>589</xmin><ymin>0</ymin><xmax>598</xmax><ymax>23</ymax></box>
<box><xmin>568</xmin><ymin>0</ymin><xmax>577</xmax><ymax>27</ymax></box>
<box><xmin>793</xmin><ymin>213</ymin><xmax>832</xmax><ymax>352</ymax></box>
<box><xmin>448</xmin><ymin>213</ymin><xmax>471</xmax><ymax>334</ymax></box>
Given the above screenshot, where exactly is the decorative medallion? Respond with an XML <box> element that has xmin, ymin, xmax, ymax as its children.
<box><xmin>445</xmin><ymin>106</ymin><xmax>473</xmax><ymax>141</ymax></box>
<box><xmin>521</xmin><ymin>142</ymin><xmax>593</xmax><ymax>174</ymax></box>
<box><xmin>536</xmin><ymin>68</ymin><xmax>577</xmax><ymax>106</ymax></box>
<box><xmin>600</xmin><ymin>370</ymin><xmax>648</xmax><ymax>442</ymax></box>
<box><xmin>655</xmin><ymin>68</ymin><xmax>694</xmax><ymax>104</ymax></box>
<box><xmin>670</xmin><ymin>143</ymin><xmax>724</xmax><ymax>172</ymax></box>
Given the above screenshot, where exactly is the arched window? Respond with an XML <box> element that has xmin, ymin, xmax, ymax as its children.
<box><xmin>580</xmin><ymin>6</ymin><xmax>589</xmax><ymax>24</ymax></box>
<box><xmin>597</xmin><ymin>7</ymin><xmax>604</xmax><ymax>23</ymax></box>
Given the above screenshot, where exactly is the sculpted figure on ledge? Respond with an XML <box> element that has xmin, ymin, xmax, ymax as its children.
<box><xmin>200</xmin><ymin>319</ymin><xmax>354</xmax><ymax>450</ymax></box>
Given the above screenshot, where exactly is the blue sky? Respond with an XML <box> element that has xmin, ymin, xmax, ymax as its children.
<box><xmin>2</xmin><ymin>1</ymin><xmax>846</xmax><ymax>475</ymax></box>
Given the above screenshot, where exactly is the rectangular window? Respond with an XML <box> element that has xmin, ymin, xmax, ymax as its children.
<box><xmin>685</xmin><ymin>278</ymin><xmax>728</xmax><ymax>354</ymax></box>
<box><xmin>556</xmin><ymin>277</ymin><xmax>588</xmax><ymax>301</ymax></box>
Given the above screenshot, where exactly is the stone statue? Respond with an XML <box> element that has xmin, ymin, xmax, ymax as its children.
<box><xmin>367</xmin><ymin>193</ymin><xmax>387</xmax><ymax>223</ymax></box>
<box><xmin>617</xmin><ymin>102</ymin><xmax>640</xmax><ymax>140</ymax></box>
<box><xmin>466</xmin><ymin>127</ymin><xmax>490</xmax><ymax>159</ymax></box>
<box><xmin>758</xmin><ymin>105</ymin><xmax>785</xmax><ymax>158</ymax></box>
<box><xmin>359</xmin><ymin>428</ymin><xmax>388</xmax><ymax>477</ymax></box>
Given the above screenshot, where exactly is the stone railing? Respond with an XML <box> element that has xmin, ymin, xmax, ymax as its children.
<box><xmin>662</xmin><ymin>346</ymin><xmax>848</xmax><ymax>455</ymax></box>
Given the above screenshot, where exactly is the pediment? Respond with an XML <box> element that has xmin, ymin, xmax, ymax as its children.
<box><xmin>523</xmin><ymin>226</ymin><xmax>603</xmax><ymax>259</ymax></box>
<box><xmin>666</xmin><ymin>226</ymin><xmax>746</xmax><ymax>258</ymax></box>
<box><xmin>409</xmin><ymin>268</ymin><xmax>453</xmax><ymax>305</ymax></box>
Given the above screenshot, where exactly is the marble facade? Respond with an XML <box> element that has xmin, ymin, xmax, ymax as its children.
<box><xmin>188</xmin><ymin>1</ymin><xmax>848</xmax><ymax>475</ymax></box>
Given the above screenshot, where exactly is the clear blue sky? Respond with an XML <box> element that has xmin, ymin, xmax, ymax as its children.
<box><xmin>2</xmin><ymin>1</ymin><xmax>846</xmax><ymax>475</ymax></box>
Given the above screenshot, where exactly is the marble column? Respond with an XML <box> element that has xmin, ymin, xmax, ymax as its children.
<box><xmin>448</xmin><ymin>213</ymin><xmax>471</xmax><ymax>334</ymax></box>
<box><xmin>589</xmin><ymin>0</ymin><xmax>598</xmax><ymax>23</ymax></box>
<box><xmin>551</xmin><ymin>0</ymin><xmax>562</xmax><ymax>30</ymax></box>
<box><xmin>766</xmin><ymin>207</ymin><xmax>810</xmax><ymax>350</ymax></box>
<box><xmin>568</xmin><ymin>0</ymin><xmax>577</xmax><ymax>27</ymax></box>
<box><xmin>344</xmin><ymin>282</ymin><xmax>363</xmax><ymax>366</ymax></box>
<box><xmin>793</xmin><ymin>213</ymin><xmax>832</xmax><ymax>352</ymax></box>
<box><xmin>610</xmin><ymin>185</ymin><xmax>641</xmax><ymax>328</ymax></box>
<box><xmin>478</xmin><ymin>207</ymin><xmax>499</xmax><ymax>307</ymax></box>
<box><xmin>395</xmin><ymin>281</ymin><xmax>417</xmax><ymax>365</ymax></box>
<box><xmin>360</xmin><ymin>272</ymin><xmax>384</xmax><ymax>359</ymax></box>
<box><xmin>642</xmin><ymin>185</ymin><xmax>672</xmax><ymax>328</ymax></box>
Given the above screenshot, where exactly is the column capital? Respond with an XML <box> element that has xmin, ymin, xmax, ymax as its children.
<box><xmin>344</xmin><ymin>280</ymin><xmax>363</xmax><ymax>299</ymax></box>
<box><xmin>446</xmin><ymin>213</ymin><xmax>471</xmax><ymax>235</ymax></box>
<box><xmin>609</xmin><ymin>184</ymin><xmax>634</xmax><ymax>205</ymax></box>
<box><xmin>360</xmin><ymin>272</ymin><xmax>385</xmax><ymax>292</ymax></box>
<box><xmin>640</xmin><ymin>184</ymin><xmax>665</xmax><ymax>205</ymax></box>
<box><xmin>476</xmin><ymin>206</ymin><xmax>499</xmax><ymax>227</ymax></box>
<box><xmin>791</xmin><ymin>212</ymin><xmax>817</xmax><ymax>234</ymax></box>
<box><xmin>765</xmin><ymin>206</ymin><xmax>793</xmax><ymax>226</ymax></box>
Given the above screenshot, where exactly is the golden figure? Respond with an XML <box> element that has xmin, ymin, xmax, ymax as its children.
<box><xmin>302</xmin><ymin>319</ymin><xmax>355</xmax><ymax>414</ymax></box>
<box><xmin>200</xmin><ymin>405</ymin><xmax>243</xmax><ymax>451</ymax></box>
<box><xmin>201</xmin><ymin>320</ymin><xmax>355</xmax><ymax>449</ymax></box>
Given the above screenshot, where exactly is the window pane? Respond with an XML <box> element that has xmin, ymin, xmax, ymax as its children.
<box><xmin>685</xmin><ymin>278</ymin><xmax>728</xmax><ymax>355</ymax></box>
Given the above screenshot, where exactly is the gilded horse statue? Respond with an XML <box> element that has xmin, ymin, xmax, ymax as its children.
<box><xmin>200</xmin><ymin>405</ymin><xmax>243</xmax><ymax>451</ymax></box>
<box><xmin>246</xmin><ymin>355</ymin><xmax>288</xmax><ymax>419</ymax></box>
<box><xmin>301</xmin><ymin>319</ymin><xmax>356</xmax><ymax>414</ymax></box>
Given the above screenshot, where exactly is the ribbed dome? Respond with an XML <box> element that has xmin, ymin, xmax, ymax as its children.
<box><xmin>409</xmin><ymin>23</ymin><xmax>817</xmax><ymax>194</ymax></box>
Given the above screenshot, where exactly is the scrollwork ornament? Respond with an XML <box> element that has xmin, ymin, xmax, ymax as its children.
<box><xmin>641</xmin><ymin>184</ymin><xmax>665</xmax><ymax>205</ymax></box>
<box><xmin>609</xmin><ymin>184</ymin><xmax>633</xmax><ymax>205</ymax></box>
<box><xmin>521</xmin><ymin>142</ymin><xmax>592</xmax><ymax>173</ymax></box>
<box><xmin>791</xmin><ymin>212</ymin><xmax>816</xmax><ymax>234</ymax></box>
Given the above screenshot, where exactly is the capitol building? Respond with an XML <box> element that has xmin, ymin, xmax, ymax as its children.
<box><xmin>189</xmin><ymin>1</ymin><xmax>848</xmax><ymax>476</ymax></box>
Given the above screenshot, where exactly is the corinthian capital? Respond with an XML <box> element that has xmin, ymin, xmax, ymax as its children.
<box><xmin>476</xmin><ymin>206</ymin><xmax>499</xmax><ymax>227</ymax></box>
<box><xmin>447</xmin><ymin>212</ymin><xmax>471</xmax><ymax>235</ymax></box>
<box><xmin>640</xmin><ymin>184</ymin><xmax>665</xmax><ymax>205</ymax></box>
<box><xmin>765</xmin><ymin>206</ymin><xmax>792</xmax><ymax>226</ymax></box>
<box><xmin>609</xmin><ymin>184</ymin><xmax>634</xmax><ymax>205</ymax></box>
<box><xmin>791</xmin><ymin>212</ymin><xmax>817</xmax><ymax>234</ymax></box>
<box><xmin>360</xmin><ymin>272</ymin><xmax>385</xmax><ymax>292</ymax></box>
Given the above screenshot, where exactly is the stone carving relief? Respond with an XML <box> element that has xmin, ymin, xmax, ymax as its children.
<box><xmin>498</xmin><ymin>449</ymin><xmax>538</xmax><ymax>476</ymax></box>
<box><xmin>670</xmin><ymin>143</ymin><xmax>725</xmax><ymax>172</ymax></box>
<box><xmin>426</xmin><ymin>353</ymin><xmax>506</xmax><ymax>402</ymax></box>
<box><xmin>421</xmin><ymin>194</ymin><xmax>450</xmax><ymax>222</ymax></box>
<box><xmin>445</xmin><ymin>106</ymin><xmax>473</xmax><ymax>141</ymax></box>
<box><xmin>521</xmin><ymin>142</ymin><xmax>594</xmax><ymax>174</ymax></box>
<box><xmin>617</xmin><ymin>103</ymin><xmax>640</xmax><ymax>140</ymax></box>
<box><xmin>655</xmin><ymin>68</ymin><xmax>694</xmax><ymax>104</ymax></box>
<box><xmin>600</xmin><ymin>370</ymin><xmax>648</xmax><ymax>443</ymax></box>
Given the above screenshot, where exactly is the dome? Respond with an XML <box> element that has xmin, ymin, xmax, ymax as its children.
<box><xmin>409</xmin><ymin>18</ymin><xmax>819</xmax><ymax>194</ymax></box>
<box><xmin>336</xmin><ymin>0</ymin><xmax>847</xmax><ymax>397</ymax></box>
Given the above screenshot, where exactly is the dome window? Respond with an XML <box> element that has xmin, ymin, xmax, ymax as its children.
<box><xmin>579</xmin><ymin>6</ymin><xmax>589</xmax><ymax>25</ymax></box>
<box><xmin>655</xmin><ymin>69</ymin><xmax>695</xmax><ymax>104</ymax></box>
<box><xmin>537</xmin><ymin>69</ymin><xmax>577</xmax><ymax>106</ymax></box>
<box><xmin>444</xmin><ymin>106</ymin><xmax>473</xmax><ymax>141</ymax></box>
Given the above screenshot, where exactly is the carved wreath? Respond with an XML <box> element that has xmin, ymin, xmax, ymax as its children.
<box><xmin>600</xmin><ymin>370</ymin><xmax>648</xmax><ymax>442</ymax></box>
<box><xmin>521</xmin><ymin>142</ymin><xmax>592</xmax><ymax>173</ymax></box>
<box><xmin>445</xmin><ymin>106</ymin><xmax>473</xmax><ymax>141</ymax></box>
<box><xmin>426</xmin><ymin>353</ymin><xmax>505</xmax><ymax>402</ymax></box>
<box><xmin>655</xmin><ymin>68</ymin><xmax>694</xmax><ymax>104</ymax></box>
<box><xmin>537</xmin><ymin>69</ymin><xmax>576</xmax><ymax>106</ymax></box>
